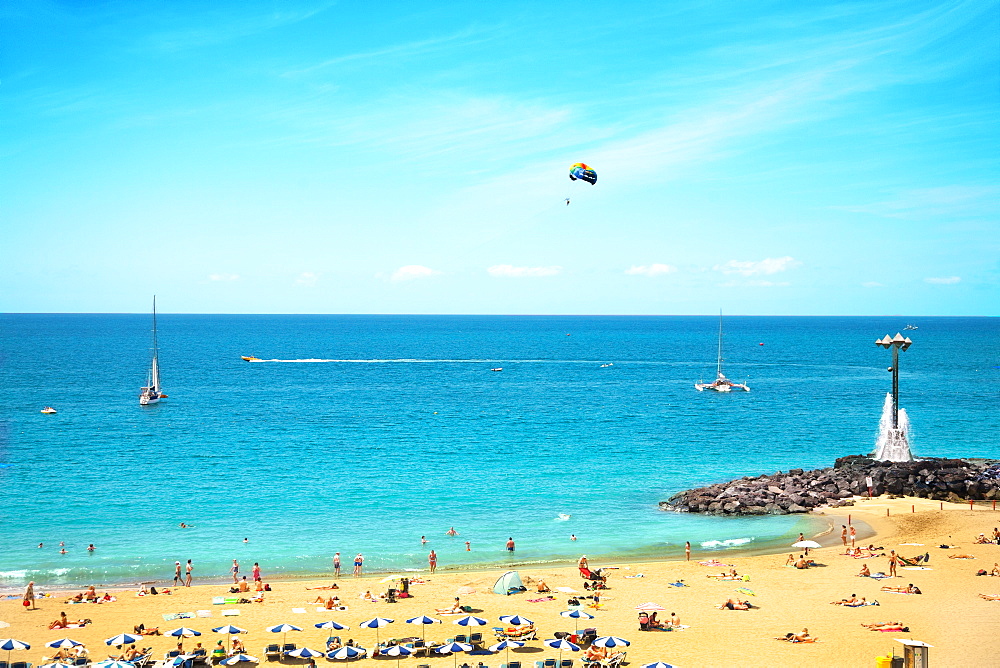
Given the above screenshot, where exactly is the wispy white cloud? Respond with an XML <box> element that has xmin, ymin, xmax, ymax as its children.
<box><xmin>390</xmin><ymin>265</ymin><xmax>441</xmax><ymax>282</ymax></box>
<box><xmin>487</xmin><ymin>264</ymin><xmax>562</xmax><ymax>278</ymax></box>
<box><xmin>714</xmin><ymin>256</ymin><xmax>801</xmax><ymax>276</ymax></box>
<box><xmin>721</xmin><ymin>280</ymin><xmax>791</xmax><ymax>288</ymax></box>
<box><xmin>296</xmin><ymin>271</ymin><xmax>320</xmax><ymax>287</ymax></box>
<box><xmin>862</xmin><ymin>281</ymin><xmax>885</xmax><ymax>288</ymax></box>
<box><xmin>208</xmin><ymin>273</ymin><xmax>239</xmax><ymax>281</ymax></box>
<box><xmin>924</xmin><ymin>276</ymin><xmax>960</xmax><ymax>285</ymax></box>
<box><xmin>625</xmin><ymin>263</ymin><xmax>677</xmax><ymax>277</ymax></box>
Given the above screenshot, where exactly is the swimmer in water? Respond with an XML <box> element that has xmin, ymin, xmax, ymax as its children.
<box><xmin>571</xmin><ymin>534</ymin><xmax>577</xmax><ymax>541</ymax></box>
<box><xmin>446</xmin><ymin>527</ymin><xmax>459</xmax><ymax>536</ymax></box>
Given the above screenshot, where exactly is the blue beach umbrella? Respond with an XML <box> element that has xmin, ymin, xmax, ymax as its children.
<box><xmin>105</xmin><ymin>635</ymin><xmax>142</xmax><ymax>647</ymax></box>
<box><xmin>166</xmin><ymin>628</ymin><xmax>202</xmax><ymax>639</ymax></box>
<box><xmin>452</xmin><ymin>615</ymin><xmax>488</xmax><ymax>628</ymax></box>
<box><xmin>488</xmin><ymin>639</ymin><xmax>524</xmax><ymax>664</ymax></box>
<box><xmin>358</xmin><ymin>618</ymin><xmax>394</xmax><ymax>645</ymax></box>
<box><xmin>286</xmin><ymin>648</ymin><xmax>324</xmax><ymax>659</ymax></box>
<box><xmin>94</xmin><ymin>661</ymin><xmax>135</xmax><ymax>668</ymax></box>
<box><xmin>314</xmin><ymin>621</ymin><xmax>349</xmax><ymax>631</ymax></box>
<box><xmin>559</xmin><ymin>610</ymin><xmax>594</xmax><ymax>633</ymax></box>
<box><xmin>220</xmin><ymin>655</ymin><xmax>259</xmax><ymax>666</ymax></box>
<box><xmin>544</xmin><ymin>638</ymin><xmax>580</xmax><ymax>665</ymax></box>
<box><xmin>404</xmin><ymin>616</ymin><xmax>439</xmax><ymax>640</ymax></box>
<box><xmin>45</xmin><ymin>639</ymin><xmax>84</xmax><ymax>649</ymax></box>
<box><xmin>212</xmin><ymin>625</ymin><xmax>247</xmax><ymax>653</ymax></box>
<box><xmin>498</xmin><ymin>615</ymin><xmax>532</xmax><ymax>627</ymax></box>
<box><xmin>640</xmin><ymin>663</ymin><xmax>679</xmax><ymax>668</ymax></box>
<box><xmin>380</xmin><ymin>644</ymin><xmax>412</xmax><ymax>668</ymax></box>
<box><xmin>328</xmin><ymin>646</ymin><xmax>366</xmax><ymax>661</ymax></box>
<box><xmin>435</xmin><ymin>642</ymin><xmax>472</xmax><ymax>668</ymax></box>
<box><xmin>38</xmin><ymin>663</ymin><xmax>74</xmax><ymax>668</ymax></box>
<box><xmin>266</xmin><ymin>624</ymin><xmax>302</xmax><ymax>650</ymax></box>
<box><xmin>592</xmin><ymin>637</ymin><xmax>630</xmax><ymax>649</ymax></box>
<box><xmin>0</xmin><ymin>639</ymin><xmax>30</xmax><ymax>668</ymax></box>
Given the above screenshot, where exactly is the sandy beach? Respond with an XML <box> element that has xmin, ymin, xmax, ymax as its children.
<box><xmin>4</xmin><ymin>498</ymin><xmax>999</xmax><ymax>668</ymax></box>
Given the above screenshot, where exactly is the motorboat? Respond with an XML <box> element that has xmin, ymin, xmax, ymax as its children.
<box><xmin>139</xmin><ymin>296</ymin><xmax>167</xmax><ymax>405</ymax></box>
<box><xmin>491</xmin><ymin>367</ymin><xmax>503</xmax><ymax>372</ymax></box>
<box><xmin>904</xmin><ymin>325</ymin><xmax>918</xmax><ymax>330</ymax></box>
<box><xmin>695</xmin><ymin>312</ymin><xmax>750</xmax><ymax>392</ymax></box>
<box><xmin>241</xmin><ymin>356</ymin><xmax>262</xmax><ymax>362</ymax></box>
<box><xmin>600</xmin><ymin>363</ymin><xmax>613</xmax><ymax>368</ymax></box>
<box><xmin>40</xmin><ymin>407</ymin><xmax>57</xmax><ymax>414</ymax></box>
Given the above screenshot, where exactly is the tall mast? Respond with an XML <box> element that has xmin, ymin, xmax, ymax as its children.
<box><xmin>716</xmin><ymin>310</ymin><xmax>723</xmax><ymax>376</ymax></box>
<box><xmin>150</xmin><ymin>296</ymin><xmax>159</xmax><ymax>392</ymax></box>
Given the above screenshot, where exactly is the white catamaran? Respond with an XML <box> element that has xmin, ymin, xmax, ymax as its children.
<box><xmin>139</xmin><ymin>297</ymin><xmax>166</xmax><ymax>405</ymax></box>
<box><xmin>695</xmin><ymin>312</ymin><xmax>750</xmax><ymax>392</ymax></box>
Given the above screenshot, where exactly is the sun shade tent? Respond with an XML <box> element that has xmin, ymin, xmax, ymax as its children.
<box><xmin>493</xmin><ymin>571</ymin><xmax>525</xmax><ymax>596</ymax></box>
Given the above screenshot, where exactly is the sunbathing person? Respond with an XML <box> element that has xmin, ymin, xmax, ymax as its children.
<box><xmin>949</xmin><ymin>554</ymin><xmax>976</xmax><ymax>559</ymax></box>
<box><xmin>831</xmin><ymin>594</ymin><xmax>860</xmax><ymax>606</ymax></box>
<box><xmin>991</xmin><ymin>563</ymin><xmax>1000</xmax><ymax>576</ymax></box>
<box><xmin>978</xmin><ymin>594</ymin><xmax>1000</xmax><ymax>601</ymax></box>
<box><xmin>435</xmin><ymin>597</ymin><xmax>463</xmax><ymax>614</ymax></box>
<box><xmin>536</xmin><ymin>580</ymin><xmax>551</xmax><ymax>593</ymax></box>
<box><xmin>863</xmin><ymin>621</ymin><xmax>908</xmax><ymax>631</ymax></box>
<box><xmin>858</xmin><ymin>564</ymin><xmax>871</xmax><ymax>577</ymax></box>
<box><xmin>785</xmin><ymin>553</ymin><xmax>795</xmax><ymax>566</ymax></box>
<box><xmin>780</xmin><ymin>628</ymin><xmax>816</xmax><ymax>642</ymax></box>
<box><xmin>880</xmin><ymin>583</ymin><xmax>921</xmax><ymax>594</ymax></box>
<box><xmin>49</xmin><ymin>611</ymin><xmax>70</xmax><ymax>629</ymax></box>
<box><xmin>584</xmin><ymin>646</ymin><xmax>607</xmax><ymax>662</ymax></box>
<box><xmin>231</xmin><ymin>638</ymin><xmax>245</xmax><ymax>654</ymax></box>
<box><xmin>84</xmin><ymin>586</ymin><xmax>98</xmax><ymax>601</ymax></box>
<box><xmin>327</xmin><ymin>638</ymin><xmax>342</xmax><ymax>651</ymax></box>
<box><xmin>134</xmin><ymin>624</ymin><xmax>162</xmax><ymax>635</ymax></box>
<box><xmin>718</xmin><ymin>598</ymin><xmax>751</xmax><ymax>610</ymax></box>
<box><xmin>669</xmin><ymin>612</ymin><xmax>681</xmax><ymax>628</ymax></box>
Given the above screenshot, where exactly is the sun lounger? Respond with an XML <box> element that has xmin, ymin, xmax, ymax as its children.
<box><xmin>263</xmin><ymin>644</ymin><xmax>280</xmax><ymax>661</ymax></box>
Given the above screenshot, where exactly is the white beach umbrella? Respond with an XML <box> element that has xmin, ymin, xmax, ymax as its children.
<box><xmin>404</xmin><ymin>616</ymin><xmax>439</xmax><ymax>640</ymax></box>
<box><xmin>489</xmin><ymin>639</ymin><xmax>524</xmax><ymax>664</ymax></box>
<box><xmin>640</xmin><ymin>663</ymin><xmax>679</xmax><ymax>668</ymax></box>
<box><xmin>498</xmin><ymin>615</ymin><xmax>532</xmax><ymax>626</ymax></box>
<box><xmin>380</xmin><ymin>644</ymin><xmax>412</xmax><ymax>668</ymax></box>
<box><xmin>0</xmin><ymin>638</ymin><xmax>31</xmax><ymax>667</ymax></box>
<box><xmin>212</xmin><ymin>625</ymin><xmax>246</xmax><ymax>653</ymax></box>
<box><xmin>165</xmin><ymin>628</ymin><xmax>202</xmax><ymax>638</ymax></box>
<box><xmin>220</xmin><ymin>654</ymin><xmax>259</xmax><ymax>666</ymax></box>
<box><xmin>328</xmin><ymin>646</ymin><xmax>366</xmax><ymax>661</ymax></box>
<box><xmin>592</xmin><ymin>637</ymin><xmax>630</xmax><ymax>648</ymax></box>
<box><xmin>266</xmin><ymin>623</ymin><xmax>302</xmax><ymax>650</ymax></box>
<box><xmin>544</xmin><ymin>639</ymin><xmax>580</xmax><ymax>665</ymax></box>
<box><xmin>792</xmin><ymin>540</ymin><xmax>821</xmax><ymax>549</ymax></box>
<box><xmin>286</xmin><ymin>647</ymin><xmax>324</xmax><ymax>659</ymax></box>
<box><xmin>358</xmin><ymin>618</ymin><xmax>394</xmax><ymax>645</ymax></box>
<box><xmin>38</xmin><ymin>662</ymin><xmax>74</xmax><ymax>668</ymax></box>
<box><xmin>452</xmin><ymin>615</ymin><xmax>488</xmax><ymax>628</ymax></box>
<box><xmin>45</xmin><ymin>639</ymin><xmax>84</xmax><ymax>649</ymax></box>
<box><xmin>633</xmin><ymin>603</ymin><xmax>665</xmax><ymax>611</ymax></box>
<box><xmin>105</xmin><ymin>635</ymin><xmax>142</xmax><ymax>647</ymax></box>
<box><xmin>435</xmin><ymin>642</ymin><xmax>472</xmax><ymax>668</ymax></box>
<box><xmin>94</xmin><ymin>660</ymin><xmax>135</xmax><ymax>668</ymax></box>
<box><xmin>559</xmin><ymin>609</ymin><xmax>594</xmax><ymax>632</ymax></box>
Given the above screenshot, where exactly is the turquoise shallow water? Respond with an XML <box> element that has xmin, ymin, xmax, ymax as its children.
<box><xmin>0</xmin><ymin>315</ymin><xmax>997</xmax><ymax>589</ymax></box>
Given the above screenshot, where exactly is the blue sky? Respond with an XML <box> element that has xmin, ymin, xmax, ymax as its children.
<box><xmin>2</xmin><ymin>0</ymin><xmax>997</xmax><ymax>314</ymax></box>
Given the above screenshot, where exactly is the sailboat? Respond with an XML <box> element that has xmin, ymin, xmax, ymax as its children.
<box><xmin>139</xmin><ymin>297</ymin><xmax>167</xmax><ymax>405</ymax></box>
<box><xmin>695</xmin><ymin>312</ymin><xmax>750</xmax><ymax>392</ymax></box>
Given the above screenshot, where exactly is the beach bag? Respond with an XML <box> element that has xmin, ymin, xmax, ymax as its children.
<box><xmin>264</xmin><ymin>584</ymin><xmax>271</xmax><ymax>591</ymax></box>
<box><xmin>977</xmin><ymin>569</ymin><xmax>988</xmax><ymax>576</ymax></box>
<box><xmin>23</xmin><ymin>599</ymin><xmax>31</xmax><ymax>607</ymax></box>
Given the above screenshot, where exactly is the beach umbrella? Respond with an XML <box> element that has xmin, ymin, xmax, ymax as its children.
<box><xmin>266</xmin><ymin>624</ymin><xmax>302</xmax><ymax>651</ymax></box>
<box><xmin>559</xmin><ymin>610</ymin><xmax>594</xmax><ymax>633</ymax></box>
<box><xmin>380</xmin><ymin>644</ymin><xmax>412</xmax><ymax>668</ymax></box>
<box><xmin>38</xmin><ymin>663</ymin><xmax>74</xmax><ymax>668</ymax></box>
<box><xmin>544</xmin><ymin>639</ymin><xmax>579</xmax><ymax>665</ymax></box>
<box><xmin>0</xmin><ymin>639</ymin><xmax>30</xmax><ymax>668</ymax></box>
<box><xmin>435</xmin><ymin>642</ymin><xmax>472</xmax><ymax>668</ymax></box>
<box><xmin>286</xmin><ymin>648</ymin><xmax>324</xmax><ymax>659</ymax></box>
<box><xmin>314</xmin><ymin>620</ymin><xmax>348</xmax><ymax>646</ymax></box>
<box><xmin>633</xmin><ymin>603</ymin><xmax>665</xmax><ymax>612</ymax></box>
<box><xmin>792</xmin><ymin>540</ymin><xmax>821</xmax><ymax>555</ymax></box>
<box><xmin>452</xmin><ymin>615</ymin><xmax>488</xmax><ymax>628</ymax></box>
<box><xmin>592</xmin><ymin>637</ymin><xmax>630</xmax><ymax>649</ymax></box>
<box><xmin>94</xmin><ymin>661</ymin><xmax>135</xmax><ymax>668</ymax></box>
<box><xmin>105</xmin><ymin>635</ymin><xmax>142</xmax><ymax>647</ymax></box>
<box><xmin>328</xmin><ymin>646</ymin><xmax>366</xmax><ymax>661</ymax></box>
<box><xmin>404</xmin><ymin>616</ymin><xmax>439</xmax><ymax>640</ymax></box>
<box><xmin>166</xmin><ymin>628</ymin><xmax>202</xmax><ymax>639</ymax></box>
<box><xmin>220</xmin><ymin>655</ymin><xmax>259</xmax><ymax>666</ymax></box>
<box><xmin>212</xmin><ymin>625</ymin><xmax>247</xmax><ymax>654</ymax></box>
<box><xmin>489</xmin><ymin>640</ymin><xmax>524</xmax><ymax>664</ymax></box>
<box><xmin>640</xmin><ymin>663</ymin><xmax>679</xmax><ymax>668</ymax></box>
<box><xmin>45</xmin><ymin>639</ymin><xmax>84</xmax><ymax>649</ymax></box>
<box><xmin>498</xmin><ymin>615</ymin><xmax>532</xmax><ymax>627</ymax></box>
<box><xmin>358</xmin><ymin>618</ymin><xmax>394</xmax><ymax>645</ymax></box>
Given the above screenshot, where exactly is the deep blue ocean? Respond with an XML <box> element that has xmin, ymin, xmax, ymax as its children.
<box><xmin>1</xmin><ymin>315</ymin><xmax>997</xmax><ymax>590</ymax></box>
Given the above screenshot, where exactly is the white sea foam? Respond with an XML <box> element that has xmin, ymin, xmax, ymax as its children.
<box><xmin>700</xmin><ymin>538</ymin><xmax>754</xmax><ymax>549</ymax></box>
<box><xmin>0</xmin><ymin>569</ymin><xmax>28</xmax><ymax>579</ymax></box>
<box><xmin>555</xmin><ymin>514</ymin><xmax>571</xmax><ymax>521</ymax></box>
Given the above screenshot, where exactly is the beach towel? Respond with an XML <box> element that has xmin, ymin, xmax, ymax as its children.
<box><xmin>291</xmin><ymin>608</ymin><xmax>307</xmax><ymax>613</ymax></box>
<box><xmin>903</xmin><ymin>567</ymin><xmax>932</xmax><ymax>570</ymax></box>
<box><xmin>197</xmin><ymin>610</ymin><xmax>212</xmax><ymax>617</ymax></box>
<box><xmin>735</xmin><ymin>588</ymin><xmax>755</xmax><ymax>597</ymax></box>
<box><xmin>527</xmin><ymin>596</ymin><xmax>555</xmax><ymax>603</ymax></box>
<box><xmin>556</xmin><ymin>587</ymin><xmax>578</xmax><ymax>593</ymax></box>
<box><xmin>667</xmin><ymin>582</ymin><xmax>688</xmax><ymax>587</ymax></box>
<box><xmin>623</xmin><ymin>574</ymin><xmax>644</xmax><ymax>579</ymax></box>
<box><xmin>221</xmin><ymin>610</ymin><xmax>241</xmax><ymax>616</ymax></box>
<box><xmin>212</xmin><ymin>597</ymin><xmax>225</xmax><ymax>605</ymax></box>
<box><xmin>698</xmin><ymin>561</ymin><xmax>730</xmax><ymax>567</ymax></box>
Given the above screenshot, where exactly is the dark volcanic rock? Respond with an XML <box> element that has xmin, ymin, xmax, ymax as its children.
<box><xmin>660</xmin><ymin>456</ymin><xmax>1000</xmax><ymax>516</ymax></box>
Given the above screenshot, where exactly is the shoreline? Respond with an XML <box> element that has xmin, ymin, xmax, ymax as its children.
<box><xmin>1</xmin><ymin>510</ymin><xmax>869</xmax><ymax>595</ymax></box>
<box><xmin>3</xmin><ymin>495</ymin><xmax>998</xmax><ymax>667</ymax></box>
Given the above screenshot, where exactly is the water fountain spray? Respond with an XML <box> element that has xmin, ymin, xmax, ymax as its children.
<box><xmin>874</xmin><ymin>333</ymin><xmax>913</xmax><ymax>461</ymax></box>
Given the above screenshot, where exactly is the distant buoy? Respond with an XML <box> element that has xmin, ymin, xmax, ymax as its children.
<box><xmin>759</xmin><ymin>342</ymin><xmax>764</xmax><ymax>346</ymax></box>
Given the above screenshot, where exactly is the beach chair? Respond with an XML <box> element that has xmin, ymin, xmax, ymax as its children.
<box><xmin>543</xmin><ymin>659</ymin><xmax>557</xmax><ymax>668</ymax></box>
<box><xmin>454</xmin><ymin>634</ymin><xmax>468</xmax><ymax>644</ymax></box>
<box><xmin>281</xmin><ymin>644</ymin><xmax>297</xmax><ymax>654</ymax></box>
<box><xmin>469</xmin><ymin>632</ymin><xmax>483</xmax><ymax>647</ymax></box>
<box><xmin>10</xmin><ymin>662</ymin><xmax>31</xmax><ymax>668</ymax></box>
<box><xmin>0</xmin><ymin>660</ymin><xmax>7</xmax><ymax>668</ymax></box>
<box><xmin>560</xmin><ymin>660</ymin><xmax>573</xmax><ymax>668</ymax></box>
<box><xmin>263</xmin><ymin>644</ymin><xmax>281</xmax><ymax>661</ymax></box>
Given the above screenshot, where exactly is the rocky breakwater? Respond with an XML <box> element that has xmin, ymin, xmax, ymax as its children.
<box><xmin>660</xmin><ymin>455</ymin><xmax>1000</xmax><ymax>516</ymax></box>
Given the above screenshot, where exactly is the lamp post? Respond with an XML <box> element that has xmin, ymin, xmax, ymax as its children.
<box><xmin>875</xmin><ymin>333</ymin><xmax>912</xmax><ymax>429</ymax></box>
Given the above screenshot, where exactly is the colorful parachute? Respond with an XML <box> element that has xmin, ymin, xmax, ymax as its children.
<box><xmin>569</xmin><ymin>162</ymin><xmax>597</xmax><ymax>185</ymax></box>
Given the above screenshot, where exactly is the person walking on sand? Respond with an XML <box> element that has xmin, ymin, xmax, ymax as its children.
<box><xmin>173</xmin><ymin>561</ymin><xmax>183</xmax><ymax>586</ymax></box>
<box><xmin>24</xmin><ymin>581</ymin><xmax>35</xmax><ymax>610</ymax></box>
<box><xmin>889</xmin><ymin>551</ymin><xmax>899</xmax><ymax>577</ymax></box>
<box><xmin>185</xmin><ymin>559</ymin><xmax>193</xmax><ymax>587</ymax></box>
<box><xmin>506</xmin><ymin>537</ymin><xmax>515</xmax><ymax>553</ymax></box>
<box><xmin>850</xmin><ymin>525</ymin><xmax>857</xmax><ymax>547</ymax></box>
<box><xmin>841</xmin><ymin>525</ymin><xmax>848</xmax><ymax>546</ymax></box>
<box><xmin>353</xmin><ymin>553</ymin><xmax>363</xmax><ymax>577</ymax></box>
<box><xmin>333</xmin><ymin>553</ymin><xmax>341</xmax><ymax>578</ymax></box>
<box><xmin>429</xmin><ymin>550</ymin><xmax>437</xmax><ymax>573</ymax></box>
<box><xmin>252</xmin><ymin>562</ymin><xmax>261</xmax><ymax>582</ymax></box>
<box><xmin>685</xmin><ymin>541</ymin><xmax>691</xmax><ymax>561</ymax></box>
<box><xmin>231</xmin><ymin>559</ymin><xmax>240</xmax><ymax>584</ymax></box>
